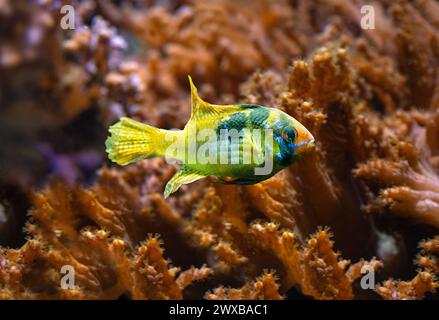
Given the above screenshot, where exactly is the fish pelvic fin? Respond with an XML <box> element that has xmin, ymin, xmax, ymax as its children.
<box><xmin>164</xmin><ymin>166</ymin><xmax>205</xmax><ymax>198</ymax></box>
<box><xmin>106</xmin><ymin>117</ymin><xmax>170</xmax><ymax>166</ymax></box>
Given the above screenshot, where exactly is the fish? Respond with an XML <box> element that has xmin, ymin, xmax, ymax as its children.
<box><xmin>105</xmin><ymin>76</ymin><xmax>315</xmax><ymax>198</ymax></box>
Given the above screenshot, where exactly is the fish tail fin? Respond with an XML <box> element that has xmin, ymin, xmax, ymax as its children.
<box><xmin>105</xmin><ymin>117</ymin><xmax>167</xmax><ymax>165</ymax></box>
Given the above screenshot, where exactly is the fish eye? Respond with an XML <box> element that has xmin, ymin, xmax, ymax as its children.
<box><xmin>281</xmin><ymin>127</ymin><xmax>296</xmax><ymax>142</ymax></box>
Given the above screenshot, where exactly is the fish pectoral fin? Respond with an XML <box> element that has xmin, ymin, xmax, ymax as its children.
<box><xmin>164</xmin><ymin>167</ymin><xmax>205</xmax><ymax>198</ymax></box>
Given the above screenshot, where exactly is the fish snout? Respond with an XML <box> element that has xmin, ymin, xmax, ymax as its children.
<box><xmin>306</xmin><ymin>139</ymin><xmax>315</xmax><ymax>152</ymax></box>
<box><xmin>292</xmin><ymin>137</ymin><xmax>315</xmax><ymax>155</ymax></box>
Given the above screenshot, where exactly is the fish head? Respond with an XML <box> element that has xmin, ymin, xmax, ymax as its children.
<box><xmin>275</xmin><ymin>113</ymin><xmax>315</xmax><ymax>158</ymax></box>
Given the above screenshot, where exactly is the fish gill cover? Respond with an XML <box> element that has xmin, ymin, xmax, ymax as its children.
<box><xmin>0</xmin><ymin>0</ymin><xmax>438</xmax><ymax>300</ymax></box>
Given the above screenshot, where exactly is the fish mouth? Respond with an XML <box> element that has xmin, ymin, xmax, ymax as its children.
<box><xmin>306</xmin><ymin>139</ymin><xmax>315</xmax><ymax>151</ymax></box>
<box><xmin>299</xmin><ymin>139</ymin><xmax>315</xmax><ymax>154</ymax></box>
<box><xmin>288</xmin><ymin>138</ymin><xmax>315</xmax><ymax>155</ymax></box>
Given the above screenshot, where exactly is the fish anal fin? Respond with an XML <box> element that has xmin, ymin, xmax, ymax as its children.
<box><xmin>164</xmin><ymin>166</ymin><xmax>205</xmax><ymax>198</ymax></box>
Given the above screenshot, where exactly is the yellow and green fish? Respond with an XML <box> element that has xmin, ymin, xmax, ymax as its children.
<box><xmin>105</xmin><ymin>76</ymin><xmax>315</xmax><ymax>198</ymax></box>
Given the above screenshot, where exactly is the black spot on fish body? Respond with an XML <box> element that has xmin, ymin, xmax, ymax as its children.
<box><xmin>217</xmin><ymin>111</ymin><xmax>249</xmax><ymax>134</ymax></box>
<box><xmin>239</xmin><ymin>104</ymin><xmax>260</xmax><ymax>109</ymax></box>
<box><xmin>248</xmin><ymin>107</ymin><xmax>269</xmax><ymax>129</ymax></box>
<box><xmin>274</xmin><ymin>133</ymin><xmax>295</xmax><ymax>166</ymax></box>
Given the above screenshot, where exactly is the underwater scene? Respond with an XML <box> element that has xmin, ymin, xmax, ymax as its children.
<box><xmin>0</xmin><ymin>0</ymin><xmax>439</xmax><ymax>301</ymax></box>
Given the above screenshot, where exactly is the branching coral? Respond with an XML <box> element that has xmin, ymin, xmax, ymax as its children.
<box><xmin>375</xmin><ymin>235</ymin><xmax>439</xmax><ymax>300</ymax></box>
<box><xmin>250</xmin><ymin>223</ymin><xmax>382</xmax><ymax>299</ymax></box>
<box><xmin>206</xmin><ymin>272</ymin><xmax>283</xmax><ymax>300</ymax></box>
<box><xmin>1</xmin><ymin>0</ymin><xmax>439</xmax><ymax>300</ymax></box>
<box><xmin>0</xmin><ymin>176</ymin><xmax>212</xmax><ymax>299</ymax></box>
<box><xmin>376</xmin><ymin>271</ymin><xmax>437</xmax><ymax>300</ymax></box>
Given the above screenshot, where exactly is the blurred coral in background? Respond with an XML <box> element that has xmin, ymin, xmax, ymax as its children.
<box><xmin>0</xmin><ymin>0</ymin><xmax>439</xmax><ymax>299</ymax></box>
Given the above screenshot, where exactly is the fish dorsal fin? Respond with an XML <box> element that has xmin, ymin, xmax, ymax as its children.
<box><xmin>188</xmin><ymin>76</ymin><xmax>242</xmax><ymax>121</ymax></box>
<box><xmin>163</xmin><ymin>166</ymin><xmax>205</xmax><ymax>198</ymax></box>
